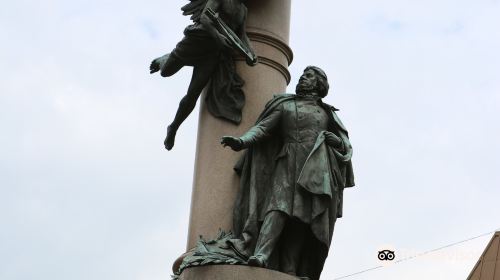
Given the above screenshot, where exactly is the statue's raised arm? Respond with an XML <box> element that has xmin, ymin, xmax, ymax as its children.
<box><xmin>149</xmin><ymin>0</ymin><xmax>257</xmax><ymax>150</ymax></box>
<box><xmin>181</xmin><ymin>0</ymin><xmax>227</xmax><ymax>49</ymax></box>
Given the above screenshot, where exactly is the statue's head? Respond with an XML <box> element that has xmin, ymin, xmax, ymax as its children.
<box><xmin>296</xmin><ymin>66</ymin><xmax>329</xmax><ymax>98</ymax></box>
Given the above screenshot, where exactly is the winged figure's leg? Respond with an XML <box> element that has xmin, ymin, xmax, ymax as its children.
<box><xmin>149</xmin><ymin>53</ymin><xmax>183</xmax><ymax>76</ymax></box>
<box><xmin>164</xmin><ymin>57</ymin><xmax>218</xmax><ymax>150</ymax></box>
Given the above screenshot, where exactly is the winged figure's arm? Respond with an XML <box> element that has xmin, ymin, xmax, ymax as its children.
<box><xmin>238</xmin><ymin>8</ymin><xmax>256</xmax><ymax>59</ymax></box>
<box><xmin>198</xmin><ymin>0</ymin><xmax>229</xmax><ymax>48</ymax></box>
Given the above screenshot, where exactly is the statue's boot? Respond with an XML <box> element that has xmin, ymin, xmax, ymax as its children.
<box><xmin>247</xmin><ymin>255</ymin><xmax>266</xmax><ymax>268</ymax></box>
<box><xmin>164</xmin><ymin>125</ymin><xmax>177</xmax><ymax>150</ymax></box>
<box><xmin>248</xmin><ymin>211</ymin><xmax>287</xmax><ymax>268</ymax></box>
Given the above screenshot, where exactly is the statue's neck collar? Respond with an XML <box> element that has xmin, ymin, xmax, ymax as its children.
<box><xmin>297</xmin><ymin>93</ymin><xmax>322</xmax><ymax>100</ymax></box>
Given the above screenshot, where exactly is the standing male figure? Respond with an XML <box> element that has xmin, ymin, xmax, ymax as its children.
<box><xmin>150</xmin><ymin>0</ymin><xmax>256</xmax><ymax>150</ymax></box>
<box><xmin>221</xmin><ymin>66</ymin><xmax>355</xmax><ymax>280</ymax></box>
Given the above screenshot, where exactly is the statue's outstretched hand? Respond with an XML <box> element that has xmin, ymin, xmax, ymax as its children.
<box><xmin>221</xmin><ymin>136</ymin><xmax>244</xmax><ymax>151</ymax></box>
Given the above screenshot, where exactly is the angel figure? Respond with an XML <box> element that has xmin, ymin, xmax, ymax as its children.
<box><xmin>150</xmin><ymin>0</ymin><xmax>257</xmax><ymax>150</ymax></box>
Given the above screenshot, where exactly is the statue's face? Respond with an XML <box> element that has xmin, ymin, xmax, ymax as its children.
<box><xmin>296</xmin><ymin>69</ymin><xmax>319</xmax><ymax>96</ymax></box>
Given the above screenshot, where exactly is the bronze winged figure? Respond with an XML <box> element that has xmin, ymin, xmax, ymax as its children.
<box><xmin>150</xmin><ymin>0</ymin><xmax>257</xmax><ymax>150</ymax></box>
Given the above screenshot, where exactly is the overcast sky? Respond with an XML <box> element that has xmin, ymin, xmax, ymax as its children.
<box><xmin>1</xmin><ymin>0</ymin><xmax>499</xmax><ymax>279</ymax></box>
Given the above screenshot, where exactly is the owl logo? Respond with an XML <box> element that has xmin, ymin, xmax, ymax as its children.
<box><xmin>378</xmin><ymin>250</ymin><xmax>395</xmax><ymax>261</ymax></box>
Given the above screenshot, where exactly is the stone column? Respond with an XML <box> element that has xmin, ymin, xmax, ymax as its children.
<box><xmin>186</xmin><ymin>0</ymin><xmax>293</xmax><ymax>249</ymax></box>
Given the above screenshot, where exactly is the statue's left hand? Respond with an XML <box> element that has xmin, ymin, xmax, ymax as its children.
<box><xmin>221</xmin><ymin>136</ymin><xmax>244</xmax><ymax>151</ymax></box>
<box><xmin>324</xmin><ymin>131</ymin><xmax>342</xmax><ymax>148</ymax></box>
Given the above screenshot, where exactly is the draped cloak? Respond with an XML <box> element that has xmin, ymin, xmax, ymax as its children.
<box><xmin>230</xmin><ymin>94</ymin><xmax>355</xmax><ymax>280</ymax></box>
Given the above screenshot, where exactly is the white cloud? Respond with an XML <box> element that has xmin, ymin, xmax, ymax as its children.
<box><xmin>1</xmin><ymin>1</ymin><xmax>499</xmax><ymax>280</ymax></box>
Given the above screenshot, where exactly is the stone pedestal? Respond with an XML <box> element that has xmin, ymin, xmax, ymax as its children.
<box><xmin>186</xmin><ymin>0</ymin><xmax>293</xmax><ymax>249</ymax></box>
<box><xmin>179</xmin><ymin>265</ymin><xmax>299</xmax><ymax>280</ymax></box>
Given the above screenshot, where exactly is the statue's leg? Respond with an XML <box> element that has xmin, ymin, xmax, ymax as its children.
<box><xmin>248</xmin><ymin>210</ymin><xmax>287</xmax><ymax>268</ymax></box>
<box><xmin>150</xmin><ymin>53</ymin><xmax>183</xmax><ymax>76</ymax></box>
<box><xmin>164</xmin><ymin>58</ymin><xmax>218</xmax><ymax>150</ymax></box>
<box><xmin>160</xmin><ymin>54</ymin><xmax>184</xmax><ymax>77</ymax></box>
<box><xmin>279</xmin><ymin>220</ymin><xmax>307</xmax><ymax>276</ymax></box>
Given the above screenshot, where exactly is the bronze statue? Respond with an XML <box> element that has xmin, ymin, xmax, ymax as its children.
<box><xmin>221</xmin><ymin>66</ymin><xmax>355</xmax><ymax>280</ymax></box>
<box><xmin>150</xmin><ymin>0</ymin><xmax>257</xmax><ymax>150</ymax></box>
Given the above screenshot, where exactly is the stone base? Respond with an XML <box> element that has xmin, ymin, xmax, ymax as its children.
<box><xmin>179</xmin><ymin>265</ymin><xmax>300</xmax><ymax>280</ymax></box>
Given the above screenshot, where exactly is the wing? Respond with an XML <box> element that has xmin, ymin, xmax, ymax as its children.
<box><xmin>181</xmin><ymin>0</ymin><xmax>209</xmax><ymax>23</ymax></box>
